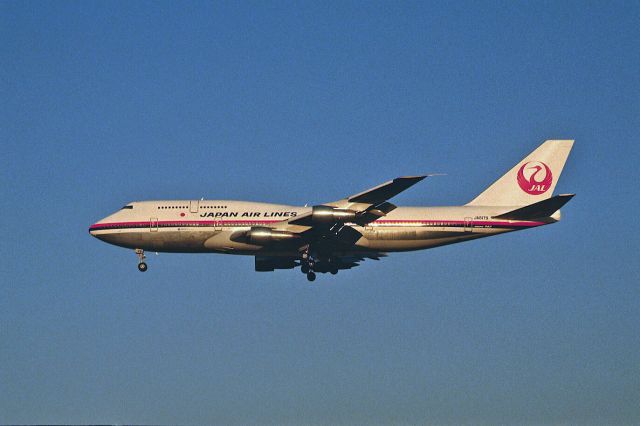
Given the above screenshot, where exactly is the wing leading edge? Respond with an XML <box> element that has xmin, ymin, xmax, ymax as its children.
<box><xmin>345</xmin><ymin>175</ymin><xmax>427</xmax><ymax>204</ymax></box>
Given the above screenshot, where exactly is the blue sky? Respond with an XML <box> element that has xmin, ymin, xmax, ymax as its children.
<box><xmin>1</xmin><ymin>1</ymin><xmax>638</xmax><ymax>424</ymax></box>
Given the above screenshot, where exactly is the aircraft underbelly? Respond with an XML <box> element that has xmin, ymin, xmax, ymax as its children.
<box><xmin>357</xmin><ymin>226</ymin><xmax>509</xmax><ymax>251</ymax></box>
<box><xmin>97</xmin><ymin>230</ymin><xmax>215</xmax><ymax>253</ymax></box>
<box><xmin>97</xmin><ymin>225</ymin><xmax>510</xmax><ymax>254</ymax></box>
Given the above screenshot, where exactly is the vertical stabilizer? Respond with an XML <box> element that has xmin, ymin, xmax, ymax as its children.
<box><xmin>467</xmin><ymin>140</ymin><xmax>574</xmax><ymax>206</ymax></box>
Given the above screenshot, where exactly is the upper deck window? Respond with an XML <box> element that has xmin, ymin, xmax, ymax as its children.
<box><xmin>121</xmin><ymin>205</ymin><xmax>134</xmax><ymax>209</ymax></box>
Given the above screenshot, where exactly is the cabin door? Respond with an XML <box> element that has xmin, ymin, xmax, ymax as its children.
<box><xmin>190</xmin><ymin>200</ymin><xmax>199</xmax><ymax>213</ymax></box>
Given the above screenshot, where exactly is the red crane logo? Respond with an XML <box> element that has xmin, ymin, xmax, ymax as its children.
<box><xmin>517</xmin><ymin>161</ymin><xmax>553</xmax><ymax>195</ymax></box>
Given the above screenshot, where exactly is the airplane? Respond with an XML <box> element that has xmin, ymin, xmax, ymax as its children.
<box><xmin>89</xmin><ymin>139</ymin><xmax>574</xmax><ymax>281</ymax></box>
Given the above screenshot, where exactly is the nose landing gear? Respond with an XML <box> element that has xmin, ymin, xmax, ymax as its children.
<box><xmin>135</xmin><ymin>248</ymin><xmax>148</xmax><ymax>272</ymax></box>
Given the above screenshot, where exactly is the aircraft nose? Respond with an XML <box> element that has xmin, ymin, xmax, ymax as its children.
<box><xmin>89</xmin><ymin>210</ymin><xmax>123</xmax><ymax>242</ymax></box>
<box><xmin>88</xmin><ymin>223</ymin><xmax>99</xmax><ymax>237</ymax></box>
<box><xmin>88</xmin><ymin>220</ymin><xmax>107</xmax><ymax>239</ymax></box>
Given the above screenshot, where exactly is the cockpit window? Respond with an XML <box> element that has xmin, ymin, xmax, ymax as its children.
<box><xmin>121</xmin><ymin>205</ymin><xmax>133</xmax><ymax>209</ymax></box>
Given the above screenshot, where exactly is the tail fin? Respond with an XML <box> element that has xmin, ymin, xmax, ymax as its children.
<box><xmin>467</xmin><ymin>139</ymin><xmax>574</xmax><ymax>206</ymax></box>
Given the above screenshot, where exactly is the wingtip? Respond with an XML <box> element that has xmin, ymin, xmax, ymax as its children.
<box><xmin>397</xmin><ymin>174</ymin><xmax>446</xmax><ymax>181</ymax></box>
<box><xmin>396</xmin><ymin>173</ymin><xmax>446</xmax><ymax>181</ymax></box>
<box><xmin>396</xmin><ymin>175</ymin><xmax>428</xmax><ymax>180</ymax></box>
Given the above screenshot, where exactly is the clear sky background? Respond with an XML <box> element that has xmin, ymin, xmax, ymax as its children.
<box><xmin>1</xmin><ymin>1</ymin><xmax>638</xmax><ymax>424</ymax></box>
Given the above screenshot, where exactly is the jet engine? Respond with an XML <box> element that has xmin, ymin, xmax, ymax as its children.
<box><xmin>235</xmin><ymin>227</ymin><xmax>299</xmax><ymax>245</ymax></box>
<box><xmin>310</xmin><ymin>205</ymin><xmax>357</xmax><ymax>224</ymax></box>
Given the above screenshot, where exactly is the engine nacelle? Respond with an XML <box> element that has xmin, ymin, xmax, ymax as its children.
<box><xmin>311</xmin><ymin>205</ymin><xmax>357</xmax><ymax>224</ymax></box>
<box><xmin>242</xmin><ymin>227</ymin><xmax>299</xmax><ymax>246</ymax></box>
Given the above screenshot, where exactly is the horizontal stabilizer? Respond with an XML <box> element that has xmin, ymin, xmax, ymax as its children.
<box><xmin>493</xmin><ymin>194</ymin><xmax>575</xmax><ymax>220</ymax></box>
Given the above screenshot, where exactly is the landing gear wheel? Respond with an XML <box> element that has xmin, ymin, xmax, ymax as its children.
<box><xmin>330</xmin><ymin>268</ymin><xmax>338</xmax><ymax>275</ymax></box>
<box><xmin>135</xmin><ymin>249</ymin><xmax>147</xmax><ymax>272</ymax></box>
<box><xmin>306</xmin><ymin>271</ymin><xmax>316</xmax><ymax>282</ymax></box>
<box><xmin>301</xmin><ymin>264</ymin><xmax>310</xmax><ymax>274</ymax></box>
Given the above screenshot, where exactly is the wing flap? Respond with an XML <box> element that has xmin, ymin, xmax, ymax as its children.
<box><xmin>254</xmin><ymin>252</ymin><xmax>387</xmax><ymax>272</ymax></box>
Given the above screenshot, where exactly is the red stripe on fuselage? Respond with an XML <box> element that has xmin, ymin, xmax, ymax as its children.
<box><xmin>90</xmin><ymin>219</ymin><xmax>282</xmax><ymax>228</ymax></box>
<box><xmin>89</xmin><ymin>219</ymin><xmax>545</xmax><ymax>231</ymax></box>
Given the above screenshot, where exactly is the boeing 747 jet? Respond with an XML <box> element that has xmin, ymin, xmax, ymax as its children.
<box><xmin>89</xmin><ymin>140</ymin><xmax>574</xmax><ymax>281</ymax></box>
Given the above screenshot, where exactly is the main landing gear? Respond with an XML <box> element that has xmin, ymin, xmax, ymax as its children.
<box><xmin>135</xmin><ymin>248</ymin><xmax>148</xmax><ymax>272</ymax></box>
<box><xmin>300</xmin><ymin>247</ymin><xmax>316</xmax><ymax>282</ymax></box>
<box><xmin>300</xmin><ymin>246</ymin><xmax>340</xmax><ymax>282</ymax></box>
<box><xmin>302</xmin><ymin>257</ymin><xmax>339</xmax><ymax>281</ymax></box>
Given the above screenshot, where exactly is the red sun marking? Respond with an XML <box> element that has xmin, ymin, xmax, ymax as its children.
<box><xmin>180</xmin><ymin>212</ymin><xmax>186</xmax><ymax>217</ymax></box>
<box><xmin>517</xmin><ymin>161</ymin><xmax>553</xmax><ymax>195</ymax></box>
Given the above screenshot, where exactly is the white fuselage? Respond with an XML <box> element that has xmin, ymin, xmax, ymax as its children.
<box><xmin>89</xmin><ymin>200</ymin><xmax>554</xmax><ymax>256</ymax></box>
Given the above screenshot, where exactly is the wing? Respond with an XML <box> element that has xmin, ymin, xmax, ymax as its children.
<box><xmin>235</xmin><ymin>175</ymin><xmax>430</xmax><ymax>254</ymax></box>
<box><xmin>287</xmin><ymin>175</ymin><xmax>429</xmax><ymax>229</ymax></box>
<box><xmin>254</xmin><ymin>253</ymin><xmax>387</xmax><ymax>272</ymax></box>
<box><xmin>337</xmin><ymin>175</ymin><xmax>428</xmax><ymax>206</ymax></box>
<box><xmin>329</xmin><ymin>252</ymin><xmax>387</xmax><ymax>271</ymax></box>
